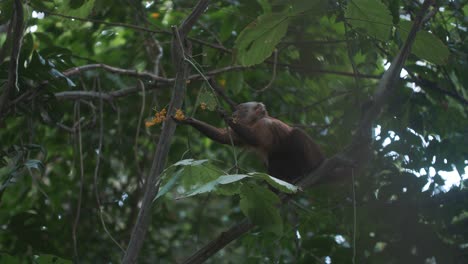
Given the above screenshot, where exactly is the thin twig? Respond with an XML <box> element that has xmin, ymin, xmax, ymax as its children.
<box><xmin>63</xmin><ymin>64</ymin><xmax>171</xmax><ymax>82</ymax></box>
<box><xmin>133</xmin><ymin>80</ymin><xmax>146</xmax><ymax>176</ymax></box>
<box><xmin>93</xmin><ymin>78</ymin><xmax>125</xmax><ymax>252</ymax></box>
<box><xmin>256</xmin><ymin>49</ymin><xmax>278</xmax><ymax>93</ymax></box>
<box><xmin>63</xmin><ymin>63</ymin><xmax>247</xmax><ymax>82</ymax></box>
<box><xmin>34</xmin><ymin>8</ymin><xmax>166</xmax><ymax>34</ymax></box>
<box><xmin>72</xmin><ymin>101</ymin><xmax>85</xmax><ymax>261</ymax></box>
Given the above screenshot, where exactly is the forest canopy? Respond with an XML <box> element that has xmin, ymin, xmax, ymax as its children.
<box><xmin>0</xmin><ymin>0</ymin><xmax>467</xmax><ymax>263</ymax></box>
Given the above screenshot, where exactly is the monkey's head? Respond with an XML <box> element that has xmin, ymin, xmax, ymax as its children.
<box><xmin>233</xmin><ymin>102</ymin><xmax>268</xmax><ymax>124</ymax></box>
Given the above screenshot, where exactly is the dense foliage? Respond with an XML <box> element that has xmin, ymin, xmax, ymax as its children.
<box><xmin>0</xmin><ymin>0</ymin><xmax>467</xmax><ymax>263</ymax></box>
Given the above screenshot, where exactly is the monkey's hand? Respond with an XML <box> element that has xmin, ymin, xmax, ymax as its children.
<box><xmin>216</xmin><ymin>106</ymin><xmax>238</xmax><ymax>125</ymax></box>
<box><xmin>216</xmin><ymin>106</ymin><xmax>230</xmax><ymax>119</ymax></box>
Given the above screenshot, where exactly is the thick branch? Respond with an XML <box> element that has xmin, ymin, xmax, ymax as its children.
<box><xmin>179</xmin><ymin>0</ymin><xmax>209</xmax><ymax>37</ymax></box>
<box><xmin>122</xmin><ymin>1</ymin><xmax>210</xmax><ymax>263</ymax></box>
<box><xmin>181</xmin><ymin>1</ymin><xmax>435</xmax><ymax>263</ymax></box>
<box><xmin>0</xmin><ymin>0</ymin><xmax>23</xmax><ymax>120</ymax></box>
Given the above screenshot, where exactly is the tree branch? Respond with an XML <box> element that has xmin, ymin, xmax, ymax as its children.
<box><xmin>181</xmin><ymin>1</ymin><xmax>435</xmax><ymax>263</ymax></box>
<box><xmin>62</xmin><ymin>63</ymin><xmax>247</xmax><ymax>82</ymax></box>
<box><xmin>0</xmin><ymin>0</ymin><xmax>23</xmax><ymax>122</ymax></box>
<box><xmin>182</xmin><ymin>219</ymin><xmax>255</xmax><ymax>264</ymax></box>
<box><xmin>63</xmin><ymin>64</ymin><xmax>172</xmax><ymax>83</ymax></box>
<box><xmin>414</xmin><ymin>76</ymin><xmax>468</xmax><ymax>106</ymax></box>
<box><xmin>122</xmin><ymin>1</ymin><xmax>210</xmax><ymax>263</ymax></box>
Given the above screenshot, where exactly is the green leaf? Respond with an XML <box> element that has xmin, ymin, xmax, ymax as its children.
<box><xmin>0</xmin><ymin>0</ymin><xmax>14</xmax><ymax>24</ymax></box>
<box><xmin>154</xmin><ymin>167</ymin><xmax>182</xmax><ymax>200</ymax></box>
<box><xmin>398</xmin><ymin>21</ymin><xmax>449</xmax><ymax>65</ymax></box>
<box><xmin>286</xmin><ymin>0</ymin><xmax>327</xmax><ymax>16</ymax></box>
<box><xmin>198</xmin><ymin>84</ymin><xmax>218</xmax><ymax>111</ymax></box>
<box><xmin>226</xmin><ymin>71</ymin><xmax>244</xmax><ymax>95</ymax></box>
<box><xmin>58</xmin><ymin>0</ymin><xmax>95</xmax><ymax>29</ymax></box>
<box><xmin>234</xmin><ymin>13</ymin><xmax>290</xmax><ymax>66</ymax></box>
<box><xmin>345</xmin><ymin>0</ymin><xmax>393</xmax><ymax>41</ymax></box>
<box><xmin>180</xmin><ymin>174</ymin><xmax>250</xmax><ymax>198</ymax></box>
<box><xmin>239</xmin><ymin>183</ymin><xmax>283</xmax><ymax>235</ymax></box>
<box><xmin>155</xmin><ymin>159</ymin><xmax>214</xmax><ymax>200</ymax></box>
<box><xmin>173</xmin><ymin>159</ymin><xmax>209</xmax><ymax>166</ymax></box>
<box><xmin>257</xmin><ymin>0</ymin><xmax>271</xmax><ymax>13</ymax></box>
<box><xmin>60</xmin><ymin>0</ymin><xmax>94</xmax><ymax>17</ymax></box>
<box><xmin>69</xmin><ymin>0</ymin><xmax>85</xmax><ymax>9</ymax></box>
<box><xmin>0</xmin><ymin>254</ymin><xmax>21</xmax><ymax>264</ymax></box>
<box><xmin>249</xmin><ymin>172</ymin><xmax>299</xmax><ymax>193</ymax></box>
<box><xmin>35</xmin><ymin>254</ymin><xmax>72</xmax><ymax>264</ymax></box>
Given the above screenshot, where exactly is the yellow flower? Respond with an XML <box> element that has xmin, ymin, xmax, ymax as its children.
<box><xmin>151</xmin><ymin>12</ymin><xmax>160</xmax><ymax>19</ymax></box>
<box><xmin>145</xmin><ymin>120</ymin><xmax>156</xmax><ymax>127</ymax></box>
<box><xmin>147</xmin><ymin>108</ymin><xmax>169</xmax><ymax>127</ymax></box>
<box><xmin>174</xmin><ymin>109</ymin><xmax>185</xmax><ymax>120</ymax></box>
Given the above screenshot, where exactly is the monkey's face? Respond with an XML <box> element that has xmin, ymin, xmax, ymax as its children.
<box><xmin>233</xmin><ymin>102</ymin><xmax>268</xmax><ymax>124</ymax></box>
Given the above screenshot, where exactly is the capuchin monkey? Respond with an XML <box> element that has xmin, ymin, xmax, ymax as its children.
<box><xmin>174</xmin><ymin>102</ymin><xmax>325</xmax><ymax>183</ymax></box>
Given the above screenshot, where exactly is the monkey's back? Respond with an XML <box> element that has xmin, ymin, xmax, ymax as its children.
<box><xmin>267</xmin><ymin>128</ymin><xmax>324</xmax><ymax>183</ymax></box>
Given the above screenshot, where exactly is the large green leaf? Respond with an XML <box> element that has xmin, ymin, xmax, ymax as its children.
<box><xmin>399</xmin><ymin>21</ymin><xmax>449</xmax><ymax>65</ymax></box>
<box><xmin>239</xmin><ymin>183</ymin><xmax>283</xmax><ymax>235</ymax></box>
<box><xmin>234</xmin><ymin>13</ymin><xmax>290</xmax><ymax>66</ymax></box>
<box><xmin>180</xmin><ymin>174</ymin><xmax>250</xmax><ymax>198</ymax></box>
<box><xmin>345</xmin><ymin>0</ymin><xmax>393</xmax><ymax>41</ymax></box>
<box><xmin>154</xmin><ymin>159</ymin><xmax>211</xmax><ymax>201</ymax></box>
<box><xmin>249</xmin><ymin>172</ymin><xmax>299</xmax><ymax>193</ymax></box>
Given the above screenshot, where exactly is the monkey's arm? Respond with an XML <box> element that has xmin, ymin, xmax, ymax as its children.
<box><xmin>175</xmin><ymin>117</ymin><xmax>242</xmax><ymax>146</ymax></box>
